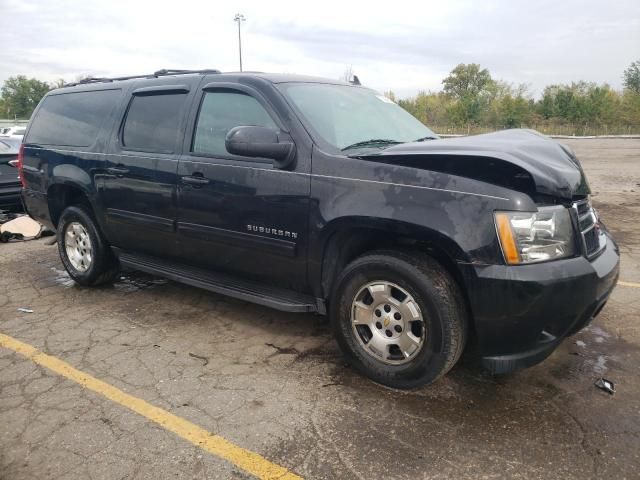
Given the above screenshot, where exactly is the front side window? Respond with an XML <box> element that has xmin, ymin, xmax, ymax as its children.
<box><xmin>278</xmin><ymin>83</ymin><xmax>436</xmax><ymax>152</ymax></box>
<box><xmin>192</xmin><ymin>90</ymin><xmax>277</xmax><ymax>157</ymax></box>
<box><xmin>27</xmin><ymin>89</ymin><xmax>121</xmax><ymax>147</ymax></box>
<box><xmin>122</xmin><ymin>93</ymin><xmax>188</xmax><ymax>153</ymax></box>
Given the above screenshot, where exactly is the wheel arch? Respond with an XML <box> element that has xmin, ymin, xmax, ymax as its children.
<box><xmin>315</xmin><ymin>217</ymin><xmax>477</xmax><ymax>352</ymax></box>
<box><xmin>315</xmin><ymin>217</ymin><xmax>470</xmax><ymax>299</ymax></box>
<box><xmin>47</xmin><ymin>180</ymin><xmax>96</xmax><ymax>228</ymax></box>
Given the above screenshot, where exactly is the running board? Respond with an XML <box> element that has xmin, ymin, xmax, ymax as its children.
<box><xmin>115</xmin><ymin>250</ymin><xmax>319</xmax><ymax>313</ymax></box>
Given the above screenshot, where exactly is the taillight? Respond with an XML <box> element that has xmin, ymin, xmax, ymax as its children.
<box><xmin>17</xmin><ymin>144</ymin><xmax>25</xmax><ymax>187</ymax></box>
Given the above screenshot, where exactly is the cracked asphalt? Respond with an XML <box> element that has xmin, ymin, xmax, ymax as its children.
<box><xmin>1</xmin><ymin>138</ymin><xmax>639</xmax><ymax>480</ymax></box>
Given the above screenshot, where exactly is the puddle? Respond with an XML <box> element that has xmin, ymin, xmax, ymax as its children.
<box><xmin>587</xmin><ymin>325</ymin><xmax>611</xmax><ymax>338</ymax></box>
<box><xmin>590</xmin><ymin>355</ymin><xmax>608</xmax><ymax>374</ymax></box>
<box><xmin>48</xmin><ymin>267</ymin><xmax>168</xmax><ymax>292</ymax></box>
<box><xmin>114</xmin><ymin>271</ymin><xmax>169</xmax><ymax>293</ymax></box>
<box><xmin>50</xmin><ymin>267</ymin><xmax>75</xmax><ymax>288</ymax></box>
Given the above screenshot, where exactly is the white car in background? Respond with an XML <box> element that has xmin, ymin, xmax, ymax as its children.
<box><xmin>0</xmin><ymin>126</ymin><xmax>27</xmax><ymax>138</ymax></box>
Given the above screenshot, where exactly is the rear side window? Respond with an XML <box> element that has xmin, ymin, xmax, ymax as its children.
<box><xmin>27</xmin><ymin>89</ymin><xmax>120</xmax><ymax>147</ymax></box>
<box><xmin>192</xmin><ymin>91</ymin><xmax>277</xmax><ymax>157</ymax></box>
<box><xmin>122</xmin><ymin>93</ymin><xmax>188</xmax><ymax>153</ymax></box>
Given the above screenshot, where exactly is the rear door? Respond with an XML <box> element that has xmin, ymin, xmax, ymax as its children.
<box><xmin>175</xmin><ymin>82</ymin><xmax>311</xmax><ymax>291</ymax></box>
<box><xmin>101</xmin><ymin>82</ymin><xmax>196</xmax><ymax>259</ymax></box>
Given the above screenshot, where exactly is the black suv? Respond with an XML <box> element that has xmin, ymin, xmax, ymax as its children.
<box><xmin>19</xmin><ymin>69</ymin><xmax>619</xmax><ymax>388</ymax></box>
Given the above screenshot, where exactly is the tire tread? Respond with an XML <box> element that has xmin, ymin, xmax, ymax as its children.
<box><xmin>57</xmin><ymin>204</ymin><xmax>119</xmax><ymax>286</ymax></box>
<box><xmin>331</xmin><ymin>248</ymin><xmax>468</xmax><ymax>388</ymax></box>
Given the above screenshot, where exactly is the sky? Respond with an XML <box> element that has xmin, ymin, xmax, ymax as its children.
<box><xmin>1</xmin><ymin>0</ymin><xmax>639</xmax><ymax>99</ymax></box>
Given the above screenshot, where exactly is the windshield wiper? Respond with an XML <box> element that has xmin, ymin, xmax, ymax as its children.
<box><xmin>413</xmin><ymin>136</ymin><xmax>439</xmax><ymax>142</ymax></box>
<box><xmin>341</xmin><ymin>139</ymin><xmax>403</xmax><ymax>151</ymax></box>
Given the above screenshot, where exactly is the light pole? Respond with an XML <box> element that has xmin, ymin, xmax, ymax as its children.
<box><xmin>233</xmin><ymin>13</ymin><xmax>246</xmax><ymax>72</ymax></box>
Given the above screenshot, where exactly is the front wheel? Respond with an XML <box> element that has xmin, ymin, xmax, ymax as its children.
<box><xmin>57</xmin><ymin>205</ymin><xmax>119</xmax><ymax>286</ymax></box>
<box><xmin>330</xmin><ymin>250</ymin><xmax>468</xmax><ymax>389</ymax></box>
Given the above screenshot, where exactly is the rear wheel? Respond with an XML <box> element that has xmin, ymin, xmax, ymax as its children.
<box><xmin>57</xmin><ymin>205</ymin><xmax>119</xmax><ymax>286</ymax></box>
<box><xmin>330</xmin><ymin>250</ymin><xmax>467</xmax><ymax>389</ymax></box>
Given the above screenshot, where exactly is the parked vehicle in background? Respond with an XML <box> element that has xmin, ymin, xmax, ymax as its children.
<box><xmin>18</xmin><ymin>69</ymin><xmax>620</xmax><ymax>388</ymax></box>
<box><xmin>0</xmin><ymin>138</ymin><xmax>23</xmax><ymax>212</ymax></box>
<box><xmin>0</xmin><ymin>126</ymin><xmax>27</xmax><ymax>139</ymax></box>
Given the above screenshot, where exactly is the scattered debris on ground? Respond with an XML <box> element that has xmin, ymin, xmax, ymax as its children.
<box><xmin>0</xmin><ymin>216</ymin><xmax>42</xmax><ymax>242</ymax></box>
<box><xmin>188</xmin><ymin>352</ymin><xmax>209</xmax><ymax>366</ymax></box>
<box><xmin>17</xmin><ymin>307</ymin><xmax>34</xmax><ymax>313</ymax></box>
<box><xmin>265</xmin><ymin>343</ymin><xmax>300</xmax><ymax>355</ymax></box>
<box><xmin>595</xmin><ymin>378</ymin><xmax>616</xmax><ymax>395</ymax></box>
<box><xmin>0</xmin><ymin>210</ymin><xmax>19</xmax><ymax>224</ymax></box>
<box><xmin>43</xmin><ymin>236</ymin><xmax>57</xmax><ymax>245</ymax></box>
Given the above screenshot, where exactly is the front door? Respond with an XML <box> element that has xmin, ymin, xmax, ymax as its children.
<box><xmin>101</xmin><ymin>84</ymin><xmax>194</xmax><ymax>259</ymax></box>
<box><xmin>176</xmin><ymin>84</ymin><xmax>310</xmax><ymax>292</ymax></box>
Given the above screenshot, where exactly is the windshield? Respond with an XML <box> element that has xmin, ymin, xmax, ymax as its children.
<box><xmin>278</xmin><ymin>83</ymin><xmax>436</xmax><ymax>152</ymax></box>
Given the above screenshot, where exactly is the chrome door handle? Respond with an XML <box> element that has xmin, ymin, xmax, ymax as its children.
<box><xmin>107</xmin><ymin>166</ymin><xmax>130</xmax><ymax>175</ymax></box>
<box><xmin>181</xmin><ymin>175</ymin><xmax>210</xmax><ymax>185</ymax></box>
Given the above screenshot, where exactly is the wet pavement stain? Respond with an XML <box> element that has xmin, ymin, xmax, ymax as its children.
<box><xmin>113</xmin><ymin>271</ymin><xmax>169</xmax><ymax>293</ymax></box>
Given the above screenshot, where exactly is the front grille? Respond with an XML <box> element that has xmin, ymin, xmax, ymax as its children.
<box><xmin>583</xmin><ymin>227</ymin><xmax>600</xmax><ymax>254</ymax></box>
<box><xmin>572</xmin><ymin>198</ymin><xmax>605</xmax><ymax>258</ymax></box>
<box><xmin>575</xmin><ymin>200</ymin><xmax>590</xmax><ymax>217</ymax></box>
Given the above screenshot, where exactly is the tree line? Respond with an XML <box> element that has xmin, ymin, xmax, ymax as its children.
<box><xmin>2</xmin><ymin>61</ymin><xmax>640</xmax><ymax>136</ymax></box>
<box><xmin>391</xmin><ymin>61</ymin><xmax>640</xmax><ymax>136</ymax></box>
<box><xmin>0</xmin><ymin>76</ymin><xmax>52</xmax><ymax>120</ymax></box>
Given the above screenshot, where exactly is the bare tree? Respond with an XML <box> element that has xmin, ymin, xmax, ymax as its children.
<box><xmin>342</xmin><ymin>65</ymin><xmax>354</xmax><ymax>83</ymax></box>
<box><xmin>51</xmin><ymin>79</ymin><xmax>66</xmax><ymax>88</ymax></box>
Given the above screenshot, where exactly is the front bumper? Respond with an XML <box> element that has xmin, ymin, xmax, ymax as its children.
<box><xmin>459</xmin><ymin>233</ymin><xmax>620</xmax><ymax>374</ymax></box>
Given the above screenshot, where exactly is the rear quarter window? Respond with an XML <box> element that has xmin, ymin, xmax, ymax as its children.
<box><xmin>27</xmin><ymin>89</ymin><xmax>121</xmax><ymax>147</ymax></box>
<box><xmin>122</xmin><ymin>93</ymin><xmax>188</xmax><ymax>153</ymax></box>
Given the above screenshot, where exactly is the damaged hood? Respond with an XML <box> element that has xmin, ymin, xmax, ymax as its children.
<box><xmin>357</xmin><ymin>129</ymin><xmax>590</xmax><ymax>200</ymax></box>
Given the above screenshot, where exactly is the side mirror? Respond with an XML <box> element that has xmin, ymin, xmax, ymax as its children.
<box><xmin>225</xmin><ymin>126</ymin><xmax>296</xmax><ymax>169</ymax></box>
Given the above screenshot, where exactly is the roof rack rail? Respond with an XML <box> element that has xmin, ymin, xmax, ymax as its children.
<box><xmin>152</xmin><ymin>69</ymin><xmax>220</xmax><ymax>76</ymax></box>
<box><xmin>63</xmin><ymin>69</ymin><xmax>221</xmax><ymax>87</ymax></box>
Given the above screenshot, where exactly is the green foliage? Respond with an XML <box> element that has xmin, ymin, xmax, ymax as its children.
<box><xmin>441</xmin><ymin>64</ymin><xmax>495</xmax><ymax>126</ymax></box>
<box><xmin>623</xmin><ymin>60</ymin><xmax>640</xmax><ymax>94</ymax></box>
<box><xmin>442</xmin><ymin>63</ymin><xmax>493</xmax><ymax>99</ymax></box>
<box><xmin>536</xmin><ymin>82</ymin><xmax>620</xmax><ymax>126</ymax></box>
<box><xmin>621</xmin><ymin>89</ymin><xmax>640</xmax><ymax>125</ymax></box>
<box><xmin>2</xmin><ymin>65</ymin><xmax>639</xmax><ymax>134</ymax></box>
<box><xmin>0</xmin><ymin>75</ymin><xmax>52</xmax><ymax>119</ymax></box>
<box><xmin>398</xmin><ymin>64</ymin><xmax>640</xmax><ymax>135</ymax></box>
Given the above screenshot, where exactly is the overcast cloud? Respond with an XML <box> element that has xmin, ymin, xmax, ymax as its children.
<box><xmin>0</xmin><ymin>0</ymin><xmax>638</xmax><ymax>98</ymax></box>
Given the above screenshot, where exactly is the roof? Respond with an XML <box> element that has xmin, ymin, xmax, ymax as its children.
<box><xmin>54</xmin><ymin>69</ymin><xmax>355</xmax><ymax>91</ymax></box>
<box><xmin>235</xmin><ymin>72</ymin><xmax>352</xmax><ymax>85</ymax></box>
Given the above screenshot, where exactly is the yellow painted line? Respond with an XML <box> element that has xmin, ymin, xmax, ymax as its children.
<box><xmin>618</xmin><ymin>280</ymin><xmax>640</xmax><ymax>288</ymax></box>
<box><xmin>0</xmin><ymin>332</ymin><xmax>301</xmax><ymax>480</ymax></box>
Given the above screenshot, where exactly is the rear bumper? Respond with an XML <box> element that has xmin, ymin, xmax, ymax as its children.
<box><xmin>0</xmin><ymin>183</ymin><xmax>23</xmax><ymax>211</ymax></box>
<box><xmin>459</xmin><ymin>233</ymin><xmax>620</xmax><ymax>374</ymax></box>
<box><xmin>22</xmin><ymin>188</ymin><xmax>54</xmax><ymax>229</ymax></box>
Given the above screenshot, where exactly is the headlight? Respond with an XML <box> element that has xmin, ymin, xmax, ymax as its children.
<box><xmin>494</xmin><ymin>206</ymin><xmax>576</xmax><ymax>264</ymax></box>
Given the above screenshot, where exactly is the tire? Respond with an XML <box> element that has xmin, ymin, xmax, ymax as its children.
<box><xmin>330</xmin><ymin>250</ymin><xmax>468</xmax><ymax>389</ymax></box>
<box><xmin>57</xmin><ymin>204</ymin><xmax>119</xmax><ymax>286</ymax></box>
